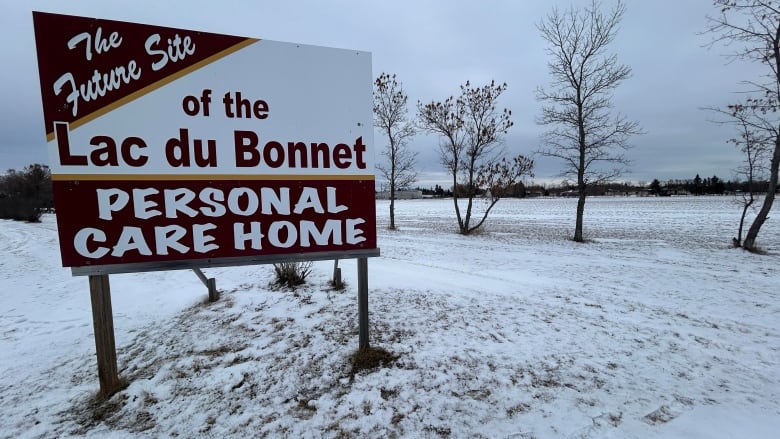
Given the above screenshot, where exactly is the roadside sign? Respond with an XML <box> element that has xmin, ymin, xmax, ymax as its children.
<box><xmin>32</xmin><ymin>11</ymin><xmax>378</xmax><ymax>275</ymax></box>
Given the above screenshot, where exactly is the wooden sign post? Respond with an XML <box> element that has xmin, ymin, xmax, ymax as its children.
<box><xmin>88</xmin><ymin>275</ymin><xmax>122</xmax><ymax>397</ymax></box>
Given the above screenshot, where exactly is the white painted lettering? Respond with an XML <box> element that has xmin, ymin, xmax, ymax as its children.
<box><xmin>111</xmin><ymin>227</ymin><xmax>152</xmax><ymax>257</ymax></box>
<box><xmin>133</xmin><ymin>188</ymin><xmax>161</xmax><ymax>219</ymax></box>
<box><xmin>193</xmin><ymin>223</ymin><xmax>218</xmax><ymax>253</ymax></box>
<box><xmin>145</xmin><ymin>33</ymin><xmax>196</xmax><ymax>72</ymax></box>
<box><xmin>346</xmin><ymin>218</ymin><xmax>366</xmax><ymax>244</ymax></box>
<box><xmin>96</xmin><ymin>188</ymin><xmax>130</xmax><ymax>220</ymax></box>
<box><xmin>293</xmin><ymin>187</ymin><xmax>324</xmax><ymax>214</ymax></box>
<box><xmin>52</xmin><ymin>62</ymin><xmax>141</xmax><ymax>117</ymax></box>
<box><xmin>227</xmin><ymin>187</ymin><xmax>259</xmax><ymax>216</ymax></box>
<box><xmin>74</xmin><ymin>228</ymin><xmax>110</xmax><ymax>258</ymax></box>
<box><xmin>233</xmin><ymin>221</ymin><xmax>263</xmax><ymax>250</ymax></box>
<box><xmin>268</xmin><ymin>221</ymin><xmax>296</xmax><ymax>248</ymax></box>
<box><xmin>199</xmin><ymin>188</ymin><xmax>227</xmax><ymax>217</ymax></box>
<box><xmin>153</xmin><ymin>225</ymin><xmax>188</xmax><ymax>255</ymax></box>
<box><xmin>326</xmin><ymin>186</ymin><xmax>347</xmax><ymax>213</ymax></box>
<box><xmin>164</xmin><ymin>188</ymin><xmax>198</xmax><ymax>218</ymax></box>
<box><xmin>67</xmin><ymin>27</ymin><xmax>122</xmax><ymax>61</ymax></box>
<box><xmin>260</xmin><ymin>187</ymin><xmax>290</xmax><ymax>214</ymax></box>
<box><xmin>299</xmin><ymin>220</ymin><xmax>342</xmax><ymax>247</ymax></box>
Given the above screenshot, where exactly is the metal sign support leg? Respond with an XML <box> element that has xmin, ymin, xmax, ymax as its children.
<box><xmin>357</xmin><ymin>257</ymin><xmax>369</xmax><ymax>350</ymax></box>
<box><xmin>192</xmin><ymin>268</ymin><xmax>219</xmax><ymax>302</ymax></box>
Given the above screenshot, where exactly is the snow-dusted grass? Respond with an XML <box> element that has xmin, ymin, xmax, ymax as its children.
<box><xmin>1</xmin><ymin>196</ymin><xmax>779</xmax><ymax>438</ymax></box>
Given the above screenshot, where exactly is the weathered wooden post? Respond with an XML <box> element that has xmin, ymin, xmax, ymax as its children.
<box><xmin>207</xmin><ymin>277</ymin><xmax>218</xmax><ymax>302</ymax></box>
<box><xmin>88</xmin><ymin>274</ymin><xmax>122</xmax><ymax>397</ymax></box>
<box><xmin>357</xmin><ymin>257</ymin><xmax>369</xmax><ymax>350</ymax></box>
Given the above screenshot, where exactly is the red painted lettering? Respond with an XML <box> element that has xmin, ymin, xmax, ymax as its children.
<box><xmin>54</xmin><ymin>122</ymin><xmax>87</xmax><ymax>166</ymax></box>
<box><xmin>234</xmin><ymin>130</ymin><xmax>261</xmax><ymax>167</ymax></box>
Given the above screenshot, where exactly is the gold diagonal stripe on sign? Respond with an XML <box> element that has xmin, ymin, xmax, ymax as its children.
<box><xmin>45</xmin><ymin>38</ymin><xmax>260</xmax><ymax>142</ymax></box>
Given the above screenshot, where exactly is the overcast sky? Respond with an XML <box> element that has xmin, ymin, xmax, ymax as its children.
<box><xmin>2</xmin><ymin>0</ymin><xmax>766</xmax><ymax>186</ymax></box>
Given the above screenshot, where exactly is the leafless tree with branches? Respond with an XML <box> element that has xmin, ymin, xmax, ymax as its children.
<box><xmin>373</xmin><ymin>73</ymin><xmax>417</xmax><ymax>230</ymax></box>
<box><xmin>418</xmin><ymin>80</ymin><xmax>533</xmax><ymax>235</ymax></box>
<box><xmin>706</xmin><ymin>0</ymin><xmax>780</xmax><ymax>252</ymax></box>
<box><xmin>728</xmin><ymin>107</ymin><xmax>771</xmax><ymax>246</ymax></box>
<box><xmin>536</xmin><ymin>0</ymin><xmax>641</xmax><ymax>242</ymax></box>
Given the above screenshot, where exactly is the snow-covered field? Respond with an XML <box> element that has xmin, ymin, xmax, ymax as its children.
<box><xmin>1</xmin><ymin>196</ymin><xmax>779</xmax><ymax>438</ymax></box>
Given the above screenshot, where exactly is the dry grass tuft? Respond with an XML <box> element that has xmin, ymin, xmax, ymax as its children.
<box><xmin>349</xmin><ymin>346</ymin><xmax>398</xmax><ymax>378</ymax></box>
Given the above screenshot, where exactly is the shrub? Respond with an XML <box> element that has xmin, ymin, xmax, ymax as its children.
<box><xmin>0</xmin><ymin>164</ymin><xmax>52</xmax><ymax>222</ymax></box>
<box><xmin>272</xmin><ymin>261</ymin><xmax>313</xmax><ymax>289</ymax></box>
<box><xmin>0</xmin><ymin>197</ymin><xmax>43</xmax><ymax>222</ymax></box>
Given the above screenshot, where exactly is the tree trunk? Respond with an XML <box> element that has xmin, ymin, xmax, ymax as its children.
<box><xmin>470</xmin><ymin>199</ymin><xmax>500</xmax><ymax>232</ymax></box>
<box><xmin>574</xmin><ymin>190</ymin><xmax>586</xmax><ymax>242</ymax></box>
<box><xmin>451</xmin><ymin>172</ymin><xmax>464</xmax><ymax>233</ymax></box>
<box><xmin>461</xmin><ymin>166</ymin><xmax>476</xmax><ymax>235</ymax></box>
<box><xmin>389</xmin><ymin>142</ymin><xmax>396</xmax><ymax>230</ymax></box>
<box><xmin>389</xmin><ymin>192</ymin><xmax>395</xmax><ymax>230</ymax></box>
<box><xmin>574</xmin><ymin>96</ymin><xmax>587</xmax><ymax>243</ymax></box>
<box><xmin>462</xmin><ymin>194</ymin><xmax>473</xmax><ymax>235</ymax></box>
<box><xmin>737</xmin><ymin>196</ymin><xmax>753</xmax><ymax>246</ymax></box>
<box><xmin>743</xmin><ymin>134</ymin><xmax>780</xmax><ymax>251</ymax></box>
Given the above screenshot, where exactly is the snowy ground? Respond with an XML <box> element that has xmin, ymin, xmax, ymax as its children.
<box><xmin>1</xmin><ymin>196</ymin><xmax>779</xmax><ymax>438</ymax></box>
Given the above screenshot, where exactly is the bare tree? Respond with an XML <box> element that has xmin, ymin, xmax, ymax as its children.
<box><xmin>418</xmin><ymin>80</ymin><xmax>533</xmax><ymax>235</ymax></box>
<box><xmin>536</xmin><ymin>0</ymin><xmax>641</xmax><ymax>242</ymax></box>
<box><xmin>726</xmin><ymin>105</ymin><xmax>771</xmax><ymax>246</ymax></box>
<box><xmin>373</xmin><ymin>73</ymin><xmax>417</xmax><ymax>230</ymax></box>
<box><xmin>706</xmin><ymin>1</ymin><xmax>780</xmax><ymax>252</ymax></box>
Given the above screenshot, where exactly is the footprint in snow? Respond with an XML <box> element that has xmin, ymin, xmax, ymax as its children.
<box><xmin>643</xmin><ymin>394</ymin><xmax>694</xmax><ymax>425</ymax></box>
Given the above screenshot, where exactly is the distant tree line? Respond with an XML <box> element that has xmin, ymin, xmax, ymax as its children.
<box><xmin>648</xmin><ymin>174</ymin><xmax>773</xmax><ymax>197</ymax></box>
<box><xmin>0</xmin><ymin>164</ymin><xmax>53</xmax><ymax>222</ymax></box>
<box><xmin>413</xmin><ymin>182</ymin><xmax>530</xmax><ymax>199</ymax></box>
<box><xmin>412</xmin><ymin>174</ymin><xmax>776</xmax><ymax>200</ymax></box>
